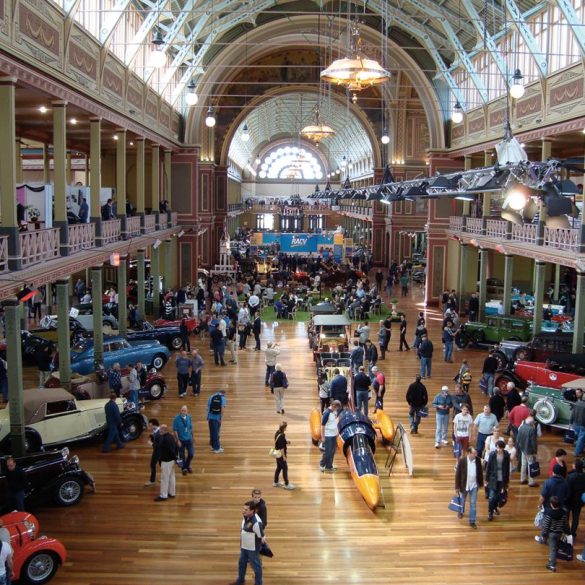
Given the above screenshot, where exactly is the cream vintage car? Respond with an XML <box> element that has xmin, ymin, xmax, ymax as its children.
<box><xmin>0</xmin><ymin>388</ymin><xmax>146</xmax><ymax>453</ymax></box>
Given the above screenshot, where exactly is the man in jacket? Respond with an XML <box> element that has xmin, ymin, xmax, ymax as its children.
<box><xmin>173</xmin><ymin>405</ymin><xmax>194</xmax><ymax>475</ymax></box>
<box><xmin>208</xmin><ymin>390</ymin><xmax>227</xmax><ymax>453</ymax></box>
<box><xmin>539</xmin><ymin>464</ymin><xmax>569</xmax><ymax>509</ymax></box>
<box><xmin>190</xmin><ymin>349</ymin><xmax>204</xmax><ymax>396</ymax></box>
<box><xmin>350</xmin><ymin>340</ymin><xmax>365</xmax><ymax>374</ymax></box>
<box><xmin>354</xmin><ymin>366</ymin><xmax>372</xmax><ymax>417</ymax></box>
<box><xmin>468</xmin><ymin>292</ymin><xmax>479</xmax><ymax>322</ymax></box>
<box><xmin>252</xmin><ymin>315</ymin><xmax>262</xmax><ymax>351</ymax></box>
<box><xmin>455</xmin><ymin>446</ymin><xmax>483</xmax><ymax>528</ymax></box>
<box><xmin>418</xmin><ymin>334</ymin><xmax>433</xmax><ymax>379</ymax></box>
<box><xmin>210</xmin><ymin>322</ymin><xmax>227</xmax><ymax>366</ymax></box>
<box><xmin>432</xmin><ymin>385</ymin><xmax>452</xmax><ymax>448</ymax></box>
<box><xmin>481</xmin><ymin>352</ymin><xmax>499</xmax><ymax>397</ymax></box>
<box><xmin>485</xmin><ymin>440</ymin><xmax>510</xmax><ymax>521</ymax></box>
<box><xmin>155</xmin><ymin>424</ymin><xmax>177</xmax><ymax>502</ymax></box>
<box><xmin>516</xmin><ymin>416</ymin><xmax>539</xmax><ymax>487</ymax></box>
<box><xmin>329</xmin><ymin>369</ymin><xmax>349</xmax><ymax>406</ymax></box>
<box><xmin>102</xmin><ymin>392</ymin><xmax>125</xmax><ymax>452</ymax></box>
<box><xmin>264</xmin><ymin>342</ymin><xmax>280</xmax><ymax>387</ymax></box>
<box><xmin>566</xmin><ymin>459</ymin><xmax>585</xmax><ymax>536</ymax></box>
<box><xmin>571</xmin><ymin>388</ymin><xmax>585</xmax><ymax>457</ymax></box>
<box><xmin>229</xmin><ymin>500</ymin><xmax>266</xmax><ymax>585</ymax></box>
<box><xmin>144</xmin><ymin>418</ymin><xmax>161</xmax><ymax>486</ymax></box>
<box><xmin>175</xmin><ymin>351</ymin><xmax>191</xmax><ymax>397</ymax></box>
<box><xmin>406</xmin><ymin>375</ymin><xmax>428</xmax><ymax>434</ymax></box>
<box><xmin>320</xmin><ymin>400</ymin><xmax>341</xmax><ymax>473</ymax></box>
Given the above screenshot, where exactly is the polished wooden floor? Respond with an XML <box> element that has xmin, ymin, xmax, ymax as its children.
<box><xmin>20</xmin><ymin>284</ymin><xmax>585</xmax><ymax>584</ymax></box>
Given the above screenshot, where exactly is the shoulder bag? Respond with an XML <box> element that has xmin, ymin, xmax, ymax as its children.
<box><xmin>269</xmin><ymin>433</ymin><xmax>283</xmax><ymax>458</ymax></box>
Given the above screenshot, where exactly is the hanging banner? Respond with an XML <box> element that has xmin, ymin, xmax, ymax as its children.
<box><xmin>255</xmin><ymin>232</ymin><xmax>334</xmax><ymax>254</ymax></box>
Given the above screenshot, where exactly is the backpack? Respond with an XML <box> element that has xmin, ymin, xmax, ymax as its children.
<box><xmin>209</xmin><ymin>393</ymin><xmax>223</xmax><ymax>415</ymax></box>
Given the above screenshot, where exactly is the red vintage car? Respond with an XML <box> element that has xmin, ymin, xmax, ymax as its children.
<box><xmin>495</xmin><ymin>353</ymin><xmax>585</xmax><ymax>394</ymax></box>
<box><xmin>153</xmin><ymin>315</ymin><xmax>199</xmax><ymax>333</ymax></box>
<box><xmin>1</xmin><ymin>511</ymin><xmax>66</xmax><ymax>584</ymax></box>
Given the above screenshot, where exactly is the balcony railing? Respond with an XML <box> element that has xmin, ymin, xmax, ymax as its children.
<box><xmin>68</xmin><ymin>223</ymin><xmax>95</xmax><ymax>254</ymax></box>
<box><xmin>511</xmin><ymin>223</ymin><xmax>537</xmax><ymax>244</ymax></box>
<box><xmin>126</xmin><ymin>216</ymin><xmax>141</xmax><ymax>237</ymax></box>
<box><xmin>170</xmin><ymin>212</ymin><xmax>178</xmax><ymax>227</ymax></box>
<box><xmin>339</xmin><ymin>205</ymin><xmax>373</xmax><ymax>219</ymax></box>
<box><xmin>228</xmin><ymin>203</ymin><xmax>244</xmax><ymax>215</ymax></box>
<box><xmin>465</xmin><ymin>217</ymin><xmax>483</xmax><ymax>234</ymax></box>
<box><xmin>0</xmin><ymin>236</ymin><xmax>8</xmax><ymax>273</ymax></box>
<box><xmin>102</xmin><ymin>219</ymin><xmax>122</xmax><ymax>245</ymax></box>
<box><xmin>144</xmin><ymin>214</ymin><xmax>156</xmax><ymax>233</ymax></box>
<box><xmin>543</xmin><ymin>226</ymin><xmax>579</xmax><ymax>251</ymax></box>
<box><xmin>20</xmin><ymin>228</ymin><xmax>60</xmax><ymax>268</ymax></box>
<box><xmin>449</xmin><ymin>216</ymin><xmax>464</xmax><ymax>231</ymax></box>
<box><xmin>485</xmin><ymin>219</ymin><xmax>508</xmax><ymax>239</ymax></box>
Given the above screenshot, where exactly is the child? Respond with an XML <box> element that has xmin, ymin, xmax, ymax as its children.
<box><xmin>505</xmin><ymin>436</ymin><xmax>517</xmax><ymax>473</ymax></box>
<box><xmin>458</xmin><ymin>359</ymin><xmax>472</xmax><ymax>393</ymax></box>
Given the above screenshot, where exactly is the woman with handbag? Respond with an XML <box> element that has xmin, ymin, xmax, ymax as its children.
<box><xmin>271</xmin><ymin>364</ymin><xmax>289</xmax><ymax>414</ymax></box>
<box><xmin>273</xmin><ymin>422</ymin><xmax>295</xmax><ymax>490</ymax></box>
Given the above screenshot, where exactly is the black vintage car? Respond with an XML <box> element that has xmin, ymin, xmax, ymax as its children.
<box><xmin>0</xmin><ymin>448</ymin><xmax>94</xmax><ymax>512</ymax></box>
<box><xmin>124</xmin><ymin>321</ymin><xmax>184</xmax><ymax>350</ymax></box>
<box><xmin>0</xmin><ymin>332</ymin><xmax>54</xmax><ymax>366</ymax></box>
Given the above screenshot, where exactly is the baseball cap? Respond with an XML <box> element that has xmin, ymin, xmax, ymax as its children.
<box><xmin>441</xmin><ymin>385</ymin><xmax>449</xmax><ymax>392</ymax></box>
<box><xmin>371</xmin><ymin>366</ymin><xmax>378</xmax><ymax>372</ymax></box>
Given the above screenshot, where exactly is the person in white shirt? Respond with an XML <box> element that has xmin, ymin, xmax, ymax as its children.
<box><xmin>454</xmin><ymin>446</ymin><xmax>484</xmax><ymax>529</ymax></box>
<box><xmin>0</xmin><ymin>536</ymin><xmax>13</xmax><ymax>585</ymax></box>
<box><xmin>230</xmin><ymin>500</ymin><xmax>265</xmax><ymax>585</ymax></box>
<box><xmin>483</xmin><ymin>426</ymin><xmax>503</xmax><ymax>463</ymax></box>
<box><xmin>453</xmin><ymin>404</ymin><xmax>473</xmax><ymax>456</ymax></box>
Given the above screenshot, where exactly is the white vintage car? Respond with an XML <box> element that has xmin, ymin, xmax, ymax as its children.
<box><xmin>0</xmin><ymin>388</ymin><xmax>145</xmax><ymax>452</ymax></box>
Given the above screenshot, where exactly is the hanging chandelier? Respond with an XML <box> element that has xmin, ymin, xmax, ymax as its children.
<box><xmin>320</xmin><ymin>24</ymin><xmax>390</xmax><ymax>93</ymax></box>
<box><xmin>301</xmin><ymin>108</ymin><xmax>335</xmax><ymax>145</ymax></box>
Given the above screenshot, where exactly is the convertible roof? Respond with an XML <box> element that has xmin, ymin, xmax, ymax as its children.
<box><xmin>311</xmin><ymin>302</ymin><xmax>336</xmax><ymax>315</ymax></box>
<box><xmin>562</xmin><ymin>378</ymin><xmax>585</xmax><ymax>389</ymax></box>
<box><xmin>23</xmin><ymin>388</ymin><xmax>76</xmax><ymax>424</ymax></box>
<box><xmin>313</xmin><ymin>315</ymin><xmax>351</xmax><ymax>326</ymax></box>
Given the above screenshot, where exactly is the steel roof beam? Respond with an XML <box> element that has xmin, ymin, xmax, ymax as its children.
<box><xmin>99</xmin><ymin>0</ymin><xmax>134</xmax><ymax>44</ymax></box>
<box><xmin>556</xmin><ymin>0</ymin><xmax>585</xmax><ymax>57</ymax></box>
<box><xmin>125</xmin><ymin>0</ymin><xmax>169</xmax><ymax>67</ymax></box>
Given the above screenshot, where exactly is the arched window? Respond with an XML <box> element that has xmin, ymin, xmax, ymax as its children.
<box><xmin>258</xmin><ymin>146</ymin><xmax>324</xmax><ymax>181</ymax></box>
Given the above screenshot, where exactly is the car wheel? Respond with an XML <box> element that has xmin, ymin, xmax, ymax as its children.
<box><xmin>496</xmin><ymin>375</ymin><xmax>513</xmax><ymax>395</ymax></box>
<box><xmin>24</xmin><ymin>430</ymin><xmax>42</xmax><ymax>453</ymax></box>
<box><xmin>471</xmin><ymin>330</ymin><xmax>485</xmax><ymax>345</ymax></box>
<box><xmin>102</xmin><ymin>320</ymin><xmax>111</xmax><ymax>328</ymax></box>
<box><xmin>152</xmin><ymin>353</ymin><xmax>167</xmax><ymax>370</ymax></box>
<box><xmin>170</xmin><ymin>336</ymin><xmax>183</xmax><ymax>350</ymax></box>
<box><xmin>21</xmin><ymin>551</ymin><xmax>60</xmax><ymax>584</ymax></box>
<box><xmin>455</xmin><ymin>334</ymin><xmax>469</xmax><ymax>349</ymax></box>
<box><xmin>123</xmin><ymin>415</ymin><xmax>143</xmax><ymax>441</ymax></box>
<box><xmin>513</xmin><ymin>347</ymin><xmax>529</xmax><ymax>362</ymax></box>
<box><xmin>533</xmin><ymin>398</ymin><xmax>558</xmax><ymax>426</ymax></box>
<box><xmin>492</xmin><ymin>351</ymin><xmax>508</xmax><ymax>371</ymax></box>
<box><xmin>148</xmin><ymin>382</ymin><xmax>164</xmax><ymax>400</ymax></box>
<box><xmin>54</xmin><ymin>476</ymin><xmax>84</xmax><ymax>506</ymax></box>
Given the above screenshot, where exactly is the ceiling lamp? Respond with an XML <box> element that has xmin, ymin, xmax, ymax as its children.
<box><xmin>241</xmin><ymin>123</ymin><xmax>250</xmax><ymax>142</ymax></box>
<box><xmin>381</xmin><ymin>128</ymin><xmax>390</xmax><ymax>145</ymax></box>
<box><xmin>185</xmin><ymin>80</ymin><xmax>198</xmax><ymax>106</ymax></box>
<box><xmin>504</xmin><ymin>185</ymin><xmax>530</xmax><ymax>210</ymax></box>
<box><xmin>205</xmin><ymin>106</ymin><xmax>216</xmax><ymax>128</ymax></box>
<box><xmin>301</xmin><ymin>109</ymin><xmax>335</xmax><ymax>145</ymax></box>
<box><xmin>150</xmin><ymin>31</ymin><xmax>166</xmax><ymax>68</ymax></box>
<box><xmin>509</xmin><ymin>69</ymin><xmax>525</xmax><ymax>99</ymax></box>
<box><xmin>451</xmin><ymin>102</ymin><xmax>464</xmax><ymax>124</ymax></box>
<box><xmin>320</xmin><ymin>24</ymin><xmax>390</xmax><ymax>92</ymax></box>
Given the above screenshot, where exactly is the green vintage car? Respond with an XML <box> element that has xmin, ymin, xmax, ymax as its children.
<box><xmin>526</xmin><ymin>378</ymin><xmax>583</xmax><ymax>429</ymax></box>
<box><xmin>455</xmin><ymin>316</ymin><xmax>533</xmax><ymax>348</ymax></box>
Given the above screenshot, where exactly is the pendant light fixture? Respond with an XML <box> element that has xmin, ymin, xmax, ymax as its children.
<box><xmin>149</xmin><ymin>5</ymin><xmax>166</xmax><ymax>69</ymax></box>
<box><xmin>185</xmin><ymin>79</ymin><xmax>198</xmax><ymax>106</ymax></box>
<box><xmin>205</xmin><ymin>105</ymin><xmax>216</xmax><ymax>128</ymax></box>
<box><xmin>451</xmin><ymin>102</ymin><xmax>464</xmax><ymax>124</ymax></box>
<box><xmin>509</xmin><ymin>69</ymin><xmax>525</xmax><ymax>99</ymax></box>
<box><xmin>241</xmin><ymin>123</ymin><xmax>250</xmax><ymax>142</ymax></box>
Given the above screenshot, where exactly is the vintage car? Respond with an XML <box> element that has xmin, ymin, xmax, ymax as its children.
<box><xmin>70</xmin><ymin>336</ymin><xmax>170</xmax><ymax>375</ymax></box>
<box><xmin>1</xmin><ymin>510</ymin><xmax>67</xmax><ymax>584</ymax></box>
<box><xmin>0</xmin><ymin>387</ymin><xmax>146</xmax><ymax>452</ymax></box>
<box><xmin>29</xmin><ymin>316</ymin><xmax>88</xmax><ymax>343</ymax></box>
<box><xmin>526</xmin><ymin>378</ymin><xmax>583</xmax><ymax>429</ymax></box>
<box><xmin>321</xmin><ymin>267</ymin><xmax>365</xmax><ymax>288</ymax></box>
<box><xmin>455</xmin><ymin>315</ymin><xmax>533</xmax><ymax>348</ymax></box>
<box><xmin>0</xmin><ymin>448</ymin><xmax>94</xmax><ymax>512</ymax></box>
<box><xmin>154</xmin><ymin>315</ymin><xmax>199</xmax><ymax>333</ymax></box>
<box><xmin>42</xmin><ymin>310</ymin><xmax>118</xmax><ymax>333</ymax></box>
<box><xmin>495</xmin><ymin>353</ymin><xmax>585</xmax><ymax>394</ymax></box>
<box><xmin>309</xmin><ymin>314</ymin><xmax>351</xmax><ymax>357</ymax></box>
<box><xmin>496</xmin><ymin>332</ymin><xmax>576</xmax><ymax>367</ymax></box>
<box><xmin>125</xmin><ymin>321</ymin><xmax>185</xmax><ymax>351</ymax></box>
<box><xmin>44</xmin><ymin>367</ymin><xmax>166</xmax><ymax>401</ymax></box>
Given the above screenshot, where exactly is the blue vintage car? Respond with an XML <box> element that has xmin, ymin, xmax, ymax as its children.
<box><xmin>70</xmin><ymin>336</ymin><xmax>170</xmax><ymax>375</ymax></box>
<box><xmin>125</xmin><ymin>321</ymin><xmax>184</xmax><ymax>351</ymax></box>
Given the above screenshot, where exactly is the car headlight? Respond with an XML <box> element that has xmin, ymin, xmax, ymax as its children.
<box><xmin>23</xmin><ymin>519</ymin><xmax>37</xmax><ymax>539</ymax></box>
<box><xmin>61</xmin><ymin>447</ymin><xmax>70</xmax><ymax>460</ymax></box>
<box><xmin>126</xmin><ymin>402</ymin><xmax>136</xmax><ymax>410</ymax></box>
<box><xmin>70</xmin><ymin>455</ymin><xmax>80</xmax><ymax>465</ymax></box>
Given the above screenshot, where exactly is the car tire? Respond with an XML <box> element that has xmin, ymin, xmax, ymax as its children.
<box><xmin>102</xmin><ymin>320</ymin><xmax>111</xmax><ymax>329</ymax></box>
<box><xmin>533</xmin><ymin>398</ymin><xmax>558</xmax><ymax>426</ymax></box>
<box><xmin>54</xmin><ymin>476</ymin><xmax>84</xmax><ymax>506</ymax></box>
<box><xmin>24</xmin><ymin>430</ymin><xmax>42</xmax><ymax>453</ymax></box>
<box><xmin>455</xmin><ymin>334</ymin><xmax>469</xmax><ymax>349</ymax></box>
<box><xmin>513</xmin><ymin>347</ymin><xmax>529</xmax><ymax>362</ymax></box>
<box><xmin>21</xmin><ymin>550</ymin><xmax>60</xmax><ymax>584</ymax></box>
<box><xmin>170</xmin><ymin>336</ymin><xmax>183</xmax><ymax>350</ymax></box>
<box><xmin>148</xmin><ymin>382</ymin><xmax>164</xmax><ymax>400</ymax></box>
<box><xmin>492</xmin><ymin>351</ymin><xmax>508</xmax><ymax>371</ymax></box>
<box><xmin>123</xmin><ymin>415</ymin><xmax>144</xmax><ymax>441</ymax></box>
<box><xmin>152</xmin><ymin>353</ymin><xmax>167</xmax><ymax>370</ymax></box>
<box><xmin>496</xmin><ymin>375</ymin><xmax>513</xmax><ymax>395</ymax></box>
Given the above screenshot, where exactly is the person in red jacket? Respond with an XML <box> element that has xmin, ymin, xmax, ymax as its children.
<box><xmin>508</xmin><ymin>395</ymin><xmax>531</xmax><ymax>438</ymax></box>
<box><xmin>547</xmin><ymin>448</ymin><xmax>568</xmax><ymax>478</ymax></box>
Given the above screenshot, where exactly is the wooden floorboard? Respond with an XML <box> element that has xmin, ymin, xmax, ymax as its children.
<box><xmin>18</xmin><ymin>285</ymin><xmax>585</xmax><ymax>584</ymax></box>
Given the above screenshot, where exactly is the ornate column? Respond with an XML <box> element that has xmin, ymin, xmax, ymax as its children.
<box><xmin>90</xmin><ymin>118</ymin><xmax>103</xmax><ymax>245</ymax></box>
<box><xmin>56</xmin><ymin>278</ymin><xmax>72</xmax><ymax>391</ymax></box>
<box><xmin>0</xmin><ymin>78</ymin><xmax>21</xmax><ymax>269</ymax></box>
<box><xmin>117</xmin><ymin>256</ymin><xmax>128</xmax><ymax>336</ymax></box>
<box><xmin>151</xmin><ymin>244</ymin><xmax>161</xmax><ymax>317</ymax></box>
<box><xmin>136</xmin><ymin>137</ymin><xmax>146</xmax><ymax>233</ymax></box>
<box><xmin>164</xmin><ymin>239</ymin><xmax>173</xmax><ymax>290</ymax></box>
<box><xmin>53</xmin><ymin>101</ymin><xmax>69</xmax><ymax>256</ymax></box>
<box><xmin>5</xmin><ymin>299</ymin><xmax>25</xmax><ymax>455</ymax></box>
<box><xmin>532</xmin><ymin>261</ymin><xmax>546</xmax><ymax>336</ymax></box>
<box><xmin>15</xmin><ymin>138</ymin><xmax>23</xmax><ymax>183</ymax></box>
<box><xmin>503</xmin><ymin>254</ymin><xmax>514</xmax><ymax>317</ymax></box>
<box><xmin>151</xmin><ymin>144</ymin><xmax>160</xmax><ymax>228</ymax></box>
<box><xmin>478</xmin><ymin>248</ymin><xmax>489</xmax><ymax>322</ymax></box>
<box><xmin>457</xmin><ymin>243</ymin><xmax>468</xmax><ymax>314</ymax></box>
<box><xmin>42</xmin><ymin>143</ymin><xmax>51</xmax><ymax>184</ymax></box>
<box><xmin>136</xmin><ymin>248</ymin><xmax>146</xmax><ymax>320</ymax></box>
<box><xmin>573</xmin><ymin>272</ymin><xmax>585</xmax><ymax>353</ymax></box>
<box><xmin>116</xmin><ymin>128</ymin><xmax>127</xmax><ymax>239</ymax></box>
<box><xmin>91</xmin><ymin>265</ymin><xmax>104</xmax><ymax>367</ymax></box>
<box><xmin>164</xmin><ymin>149</ymin><xmax>172</xmax><ymax>226</ymax></box>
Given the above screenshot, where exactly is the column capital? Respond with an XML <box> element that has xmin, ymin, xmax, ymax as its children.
<box><xmin>2</xmin><ymin>298</ymin><xmax>19</xmax><ymax>307</ymax></box>
<box><xmin>91</xmin><ymin>264</ymin><xmax>103</xmax><ymax>270</ymax></box>
<box><xmin>0</xmin><ymin>77</ymin><xmax>17</xmax><ymax>86</ymax></box>
<box><xmin>135</xmin><ymin>136</ymin><xmax>146</xmax><ymax>142</ymax></box>
<box><xmin>51</xmin><ymin>100</ymin><xmax>67</xmax><ymax>107</ymax></box>
<box><xmin>152</xmin><ymin>143</ymin><xmax>161</xmax><ymax>150</ymax></box>
<box><xmin>115</xmin><ymin>127</ymin><xmax>127</xmax><ymax>134</ymax></box>
<box><xmin>137</xmin><ymin>247</ymin><xmax>146</xmax><ymax>253</ymax></box>
<box><xmin>56</xmin><ymin>277</ymin><xmax>71</xmax><ymax>285</ymax></box>
<box><xmin>90</xmin><ymin>117</ymin><xmax>102</xmax><ymax>123</ymax></box>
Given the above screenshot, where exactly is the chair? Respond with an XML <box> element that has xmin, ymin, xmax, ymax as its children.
<box><xmin>323</xmin><ymin>359</ymin><xmax>337</xmax><ymax>367</ymax></box>
<box><xmin>337</xmin><ymin>358</ymin><xmax>351</xmax><ymax>367</ymax></box>
<box><xmin>287</xmin><ymin>306</ymin><xmax>298</xmax><ymax>320</ymax></box>
<box><xmin>371</xmin><ymin>300</ymin><xmax>382</xmax><ymax>315</ymax></box>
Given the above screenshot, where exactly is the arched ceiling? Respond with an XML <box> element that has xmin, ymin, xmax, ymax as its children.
<box><xmin>228</xmin><ymin>92</ymin><xmax>375</xmax><ymax>172</ymax></box>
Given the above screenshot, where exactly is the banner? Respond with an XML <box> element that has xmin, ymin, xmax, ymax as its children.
<box><xmin>254</xmin><ymin>232</ymin><xmax>334</xmax><ymax>254</ymax></box>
